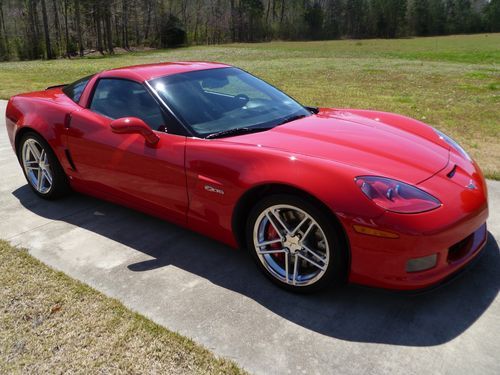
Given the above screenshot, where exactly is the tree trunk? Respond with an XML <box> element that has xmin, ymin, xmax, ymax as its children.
<box><xmin>75</xmin><ymin>0</ymin><xmax>83</xmax><ymax>56</ymax></box>
<box><xmin>114</xmin><ymin>12</ymin><xmax>121</xmax><ymax>46</ymax></box>
<box><xmin>63</xmin><ymin>0</ymin><xmax>70</xmax><ymax>57</ymax></box>
<box><xmin>33</xmin><ymin>0</ymin><xmax>41</xmax><ymax>43</ymax></box>
<box><xmin>133</xmin><ymin>0</ymin><xmax>140</xmax><ymax>45</ymax></box>
<box><xmin>230</xmin><ymin>0</ymin><xmax>236</xmax><ymax>41</ymax></box>
<box><xmin>265</xmin><ymin>0</ymin><xmax>271</xmax><ymax>25</ymax></box>
<box><xmin>41</xmin><ymin>0</ymin><xmax>52</xmax><ymax>59</ymax></box>
<box><xmin>280</xmin><ymin>0</ymin><xmax>286</xmax><ymax>24</ymax></box>
<box><xmin>122</xmin><ymin>0</ymin><xmax>129</xmax><ymax>49</ymax></box>
<box><xmin>104</xmin><ymin>3</ymin><xmax>114</xmax><ymax>54</ymax></box>
<box><xmin>51</xmin><ymin>0</ymin><xmax>61</xmax><ymax>57</ymax></box>
<box><xmin>144</xmin><ymin>0</ymin><xmax>152</xmax><ymax>41</ymax></box>
<box><xmin>28</xmin><ymin>0</ymin><xmax>40</xmax><ymax>59</ymax></box>
<box><xmin>95</xmin><ymin>4</ymin><xmax>104</xmax><ymax>54</ymax></box>
<box><xmin>0</xmin><ymin>0</ymin><xmax>9</xmax><ymax>56</ymax></box>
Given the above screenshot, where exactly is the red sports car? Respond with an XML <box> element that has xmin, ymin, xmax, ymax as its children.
<box><xmin>5</xmin><ymin>62</ymin><xmax>488</xmax><ymax>292</ymax></box>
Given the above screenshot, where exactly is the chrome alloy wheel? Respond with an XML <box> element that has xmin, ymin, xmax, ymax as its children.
<box><xmin>21</xmin><ymin>138</ymin><xmax>53</xmax><ymax>194</ymax></box>
<box><xmin>253</xmin><ymin>204</ymin><xmax>330</xmax><ymax>286</ymax></box>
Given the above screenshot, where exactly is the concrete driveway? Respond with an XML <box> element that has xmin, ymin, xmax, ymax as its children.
<box><xmin>1</xmin><ymin>100</ymin><xmax>499</xmax><ymax>374</ymax></box>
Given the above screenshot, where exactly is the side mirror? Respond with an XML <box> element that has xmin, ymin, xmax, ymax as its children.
<box><xmin>110</xmin><ymin>117</ymin><xmax>159</xmax><ymax>146</ymax></box>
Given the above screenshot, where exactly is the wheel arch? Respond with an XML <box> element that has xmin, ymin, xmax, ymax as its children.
<box><xmin>14</xmin><ymin>122</ymin><xmax>68</xmax><ymax>172</ymax></box>
<box><xmin>231</xmin><ymin>183</ymin><xmax>351</xmax><ymax>274</ymax></box>
<box><xmin>14</xmin><ymin>126</ymin><xmax>43</xmax><ymax>157</ymax></box>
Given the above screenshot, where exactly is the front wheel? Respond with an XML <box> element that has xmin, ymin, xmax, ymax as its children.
<box><xmin>246</xmin><ymin>194</ymin><xmax>347</xmax><ymax>293</ymax></box>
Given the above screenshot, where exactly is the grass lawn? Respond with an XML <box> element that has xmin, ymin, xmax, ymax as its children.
<box><xmin>0</xmin><ymin>240</ymin><xmax>245</xmax><ymax>374</ymax></box>
<box><xmin>0</xmin><ymin>34</ymin><xmax>498</xmax><ymax>178</ymax></box>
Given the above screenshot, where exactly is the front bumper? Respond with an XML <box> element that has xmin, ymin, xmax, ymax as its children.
<box><xmin>345</xmin><ymin>158</ymin><xmax>489</xmax><ymax>290</ymax></box>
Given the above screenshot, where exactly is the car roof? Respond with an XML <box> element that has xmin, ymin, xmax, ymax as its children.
<box><xmin>99</xmin><ymin>61</ymin><xmax>232</xmax><ymax>82</ymax></box>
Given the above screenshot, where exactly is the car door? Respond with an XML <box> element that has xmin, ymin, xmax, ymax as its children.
<box><xmin>66</xmin><ymin>77</ymin><xmax>188</xmax><ymax>224</ymax></box>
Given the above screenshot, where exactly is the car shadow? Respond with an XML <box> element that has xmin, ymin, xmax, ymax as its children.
<box><xmin>12</xmin><ymin>185</ymin><xmax>500</xmax><ymax>347</ymax></box>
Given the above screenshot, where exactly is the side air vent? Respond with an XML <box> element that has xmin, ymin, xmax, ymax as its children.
<box><xmin>64</xmin><ymin>149</ymin><xmax>77</xmax><ymax>171</ymax></box>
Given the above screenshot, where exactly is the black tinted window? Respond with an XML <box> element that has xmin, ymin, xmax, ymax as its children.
<box><xmin>90</xmin><ymin>79</ymin><xmax>164</xmax><ymax>130</ymax></box>
<box><xmin>62</xmin><ymin>75</ymin><xmax>93</xmax><ymax>103</ymax></box>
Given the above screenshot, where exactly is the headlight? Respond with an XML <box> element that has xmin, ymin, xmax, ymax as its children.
<box><xmin>434</xmin><ymin>129</ymin><xmax>472</xmax><ymax>161</ymax></box>
<box><xmin>355</xmin><ymin>176</ymin><xmax>441</xmax><ymax>214</ymax></box>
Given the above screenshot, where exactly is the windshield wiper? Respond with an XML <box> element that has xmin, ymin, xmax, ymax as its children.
<box><xmin>305</xmin><ymin>106</ymin><xmax>319</xmax><ymax>114</ymax></box>
<box><xmin>276</xmin><ymin>114</ymin><xmax>307</xmax><ymax>126</ymax></box>
<box><xmin>205</xmin><ymin>113</ymin><xmax>308</xmax><ymax>139</ymax></box>
<box><xmin>205</xmin><ymin>126</ymin><xmax>273</xmax><ymax>139</ymax></box>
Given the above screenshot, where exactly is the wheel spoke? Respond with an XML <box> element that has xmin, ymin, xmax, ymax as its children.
<box><xmin>37</xmin><ymin>168</ymin><xmax>44</xmax><ymax>191</ymax></box>
<box><xmin>291</xmin><ymin>216</ymin><xmax>309</xmax><ymax>236</ymax></box>
<box><xmin>292</xmin><ymin>254</ymin><xmax>299</xmax><ymax>285</ymax></box>
<box><xmin>285</xmin><ymin>251</ymin><xmax>289</xmax><ymax>283</ymax></box>
<box><xmin>302</xmin><ymin>244</ymin><xmax>326</xmax><ymax>263</ymax></box>
<box><xmin>43</xmin><ymin>152</ymin><xmax>50</xmax><ymax>167</ymax></box>
<box><xmin>24</xmin><ymin>144</ymin><xmax>32</xmax><ymax>163</ymax></box>
<box><xmin>42</xmin><ymin>169</ymin><xmax>53</xmax><ymax>185</ymax></box>
<box><xmin>28</xmin><ymin>142</ymin><xmax>41</xmax><ymax>161</ymax></box>
<box><xmin>257</xmin><ymin>238</ymin><xmax>283</xmax><ymax>247</ymax></box>
<box><xmin>265</xmin><ymin>212</ymin><xmax>285</xmax><ymax>237</ymax></box>
<box><xmin>270</xmin><ymin>209</ymin><xmax>291</xmax><ymax>234</ymax></box>
<box><xmin>258</xmin><ymin>248</ymin><xmax>286</xmax><ymax>255</ymax></box>
<box><xmin>297</xmin><ymin>252</ymin><xmax>326</xmax><ymax>272</ymax></box>
<box><xmin>301</xmin><ymin>222</ymin><xmax>316</xmax><ymax>241</ymax></box>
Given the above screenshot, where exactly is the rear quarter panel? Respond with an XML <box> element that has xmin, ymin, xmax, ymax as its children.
<box><xmin>5</xmin><ymin>89</ymin><xmax>79</xmax><ymax>171</ymax></box>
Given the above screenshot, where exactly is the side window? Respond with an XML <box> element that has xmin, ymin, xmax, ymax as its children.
<box><xmin>63</xmin><ymin>75</ymin><xmax>93</xmax><ymax>103</ymax></box>
<box><xmin>89</xmin><ymin>78</ymin><xmax>165</xmax><ymax>130</ymax></box>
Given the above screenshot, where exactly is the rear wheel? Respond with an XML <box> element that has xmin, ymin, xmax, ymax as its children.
<box><xmin>18</xmin><ymin>132</ymin><xmax>70</xmax><ymax>200</ymax></box>
<box><xmin>246</xmin><ymin>194</ymin><xmax>347</xmax><ymax>293</ymax></box>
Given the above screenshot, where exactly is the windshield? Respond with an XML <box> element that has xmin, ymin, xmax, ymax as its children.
<box><xmin>149</xmin><ymin>68</ymin><xmax>310</xmax><ymax>137</ymax></box>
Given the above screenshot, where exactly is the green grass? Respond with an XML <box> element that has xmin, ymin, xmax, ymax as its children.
<box><xmin>0</xmin><ymin>240</ymin><xmax>246</xmax><ymax>374</ymax></box>
<box><xmin>0</xmin><ymin>33</ymin><xmax>498</xmax><ymax>178</ymax></box>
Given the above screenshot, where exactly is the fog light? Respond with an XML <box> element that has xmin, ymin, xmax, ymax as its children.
<box><xmin>406</xmin><ymin>254</ymin><xmax>438</xmax><ymax>273</ymax></box>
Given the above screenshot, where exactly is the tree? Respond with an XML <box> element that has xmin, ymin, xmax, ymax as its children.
<box><xmin>304</xmin><ymin>2</ymin><xmax>324</xmax><ymax>39</ymax></box>
<box><xmin>410</xmin><ymin>0</ymin><xmax>432</xmax><ymax>35</ymax></box>
<box><xmin>428</xmin><ymin>0</ymin><xmax>447</xmax><ymax>35</ymax></box>
<box><xmin>122</xmin><ymin>0</ymin><xmax>130</xmax><ymax>49</ymax></box>
<box><xmin>160</xmin><ymin>14</ymin><xmax>186</xmax><ymax>48</ymax></box>
<box><xmin>104</xmin><ymin>2</ymin><xmax>114</xmax><ymax>54</ymax></box>
<box><xmin>485</xmin><ymin>0</ymin><xmax>500</xmax><ymax>31</ymax></box>
<box><xmin>240</xmin><ymin>0</ymin><xmax>265</xmax><ymax>42</ymax></box>
<box><xmin>0</xmin><ymin>0</ymin><xmax>494</xmax><ymax>61</ymax></box>
<box><xmin>0</xmin><ymin>0</ymin><xmax>9</xmax><ymax>60</ymax></box>
<box><xmin>345</xmin><ymin>0</ymin><xmax>367</xmax><ymax>38</ymax></box>
<box><xmin>41</xmin><ymin>0</ymin><xmax>53</xmax><ymax>58</ymax></box>
<box><xmin>324</xmin><ymin>0</ymin><xmax>344</xmax><ymax>39</ymax></box>
<box><xmin>75</xmin><ymin>0</ymin><xmax>84</xmax><ymax>56</ymax></box>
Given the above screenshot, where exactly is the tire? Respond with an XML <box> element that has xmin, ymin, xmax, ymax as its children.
<box><xmin>18</xmin><ymin>132</ymin><xmax>70</xmax><ymax>200</ymax></box>
<box><xmin>246</xmin><ymin>194</ymin><xmax>348</xmax><ymax>293</ymax></box>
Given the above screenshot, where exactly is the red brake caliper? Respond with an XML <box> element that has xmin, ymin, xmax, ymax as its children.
<box><xmin>266</xmin><ymin>222</ymin><xmax>285</xmax><ymax>263</ymax></box>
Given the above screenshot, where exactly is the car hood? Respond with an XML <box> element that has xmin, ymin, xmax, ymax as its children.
<box><xmin>221</xmin><ymin>109</ymin><xmax>450</xmax><ymax>184</ymax></box>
